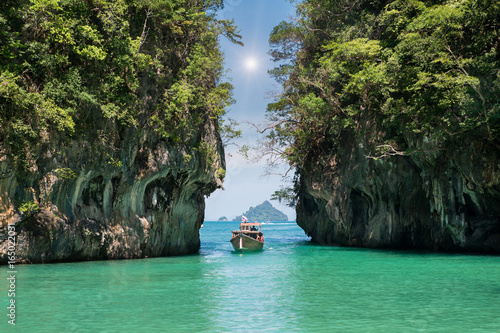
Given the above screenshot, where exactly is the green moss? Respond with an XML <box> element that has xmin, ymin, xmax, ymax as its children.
<box><xmin>19</xmin><ymin>201</ymin><xmax>39</xmax><ymax>216</ymax></box>
<box><xmin>216</xmin><ymin>168</ymin><xmax>225</xmax><ymax>181</ymax></box>
<box><xmin>183</xmin><ymin>154</ymin><xmax>192</xmax><ymax>164</ymax></box>
<box><xmin>54</xmin><ymin>168</ymin><xmax>76</xmax><ymax>180</ymax></box>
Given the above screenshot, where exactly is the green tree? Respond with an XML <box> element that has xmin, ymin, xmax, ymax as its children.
<box><xmin>266</xmin><ymin>0</ymin><xmax>499</xmax><ymax>187</ymax></box>
<box><xmin>0</xmin><ymin>0</ymin><xmax>242</xmax><ymax>171</ymax></box>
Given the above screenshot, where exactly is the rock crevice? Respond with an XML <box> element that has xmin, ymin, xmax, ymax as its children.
<box><xmin>0</xmin><ymin>121</ymin><xmax>224</xmax><ymax>263</ymax></box>
<box><xmin>297</xmin><ymin>132</ymin><xmax>500</xmax><ymax>253</ymax></box>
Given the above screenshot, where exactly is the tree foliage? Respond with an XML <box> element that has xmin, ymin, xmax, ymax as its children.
<box><xmin>266</xmin><ymin>0</ymin><xmax>500</xmax><ymax>178</ymax></box>
<box><xmin>0</xmin><ymin>0</ymin><xmax>240</xmax><ymax>170</ymax></box>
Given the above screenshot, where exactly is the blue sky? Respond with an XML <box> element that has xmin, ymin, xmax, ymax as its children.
<box><xmin>204</xmin><ymin>0</ymin><xmax>297</xmax><ymax>221</ymax></box>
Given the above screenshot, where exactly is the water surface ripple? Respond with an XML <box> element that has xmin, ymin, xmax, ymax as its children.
<box><xmin>2</xmin><ymin>221</ymin><xmax>499</xmax><ymax>332</ymax></box>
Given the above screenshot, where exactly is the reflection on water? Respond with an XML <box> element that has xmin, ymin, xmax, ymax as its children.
<box><xmin>2</xmin><ymin>221</ymin><xmax>500</xmax><ymax>332</ymax></box>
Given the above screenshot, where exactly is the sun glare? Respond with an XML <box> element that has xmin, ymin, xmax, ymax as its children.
<box><xmin>244</xmin><ymin>57</ymin><xmax>258</xmax><ymax>71</ymax></box>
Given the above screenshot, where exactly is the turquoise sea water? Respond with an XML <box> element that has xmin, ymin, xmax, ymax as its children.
<box><xmin>2</xmin><ymin>221</ymin><xmax>500</xmax><ymax>332</ymax></box>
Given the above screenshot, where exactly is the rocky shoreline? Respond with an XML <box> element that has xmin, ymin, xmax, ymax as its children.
<box><xmin>0</xmin><ymin>122</ymin><xmax>224</xmax><ymax>264</ymax></box>
<box><xmin>296</xmin><ymin>133</ymin><xmax>500</xmax><ymax>253</ymax></box>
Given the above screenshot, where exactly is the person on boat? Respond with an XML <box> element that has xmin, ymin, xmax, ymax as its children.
<box><xmin>257</xmin><ymin>233</ymin><xmax>264</xmax><ymax>243</ymax></box>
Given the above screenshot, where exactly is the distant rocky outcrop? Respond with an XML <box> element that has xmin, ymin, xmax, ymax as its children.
<box><xmin>218</xmin><ymin>216</ymin><xmax>228</xmax><ymax>221</ymax></box>
<box><xmin>234</xmin><ymin>201</ymin><xmax>288</xmax><ymax>222</ymax></box>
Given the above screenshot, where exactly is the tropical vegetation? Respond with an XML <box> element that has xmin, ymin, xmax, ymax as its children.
<box><xmin>0</xmin><ymin>0</ymin><xmax>241</xmax><ymax>171</ymax></box>
<box><xmin>266</xmin><ymin>0</ymin><xmax>499</xmax><ymax>205</ymax></box>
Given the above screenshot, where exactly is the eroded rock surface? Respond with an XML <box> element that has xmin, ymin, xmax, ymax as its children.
<box><xmin>297</xmin><ymin>135</ymin><xmax>500</xmax><ymax>253</ymax></box>
<box><xmin>0</xmin><ymin>122</ymin><xmax>224</xmax><ymax>263</ymax></box>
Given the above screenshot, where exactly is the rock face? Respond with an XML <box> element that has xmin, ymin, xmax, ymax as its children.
<box><xmin>296</xmin><ymin>131</ymin><xmax>500</xmax><ymax>253</ymax></box>
<box><xmin>0</xmin><ymin>0</ymin><xmax>232</xmax><ymax>264</ymax></box>
<box><xmin>0</xmin><ymin>121</ymin><xmax>224</xmax><ymax>263</ymax></box>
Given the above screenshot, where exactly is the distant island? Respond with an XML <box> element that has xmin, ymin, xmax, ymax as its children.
<box><xmin>233</xmin><ymin>201</ymin><xmax>288</xmax><ymax>222</ymax></box>
<box><xmin>218</xmin><ymin>216</ymin><xmax>228</xmax><ymax>221</ymax></box>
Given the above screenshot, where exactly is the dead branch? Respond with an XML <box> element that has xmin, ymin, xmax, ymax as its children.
<box><xmin>136</xmin><ymin>9</ymin><xmax>152</xmax><ymax>58</ymax></box>
<box><xmin>364</xmin><ymin>144</ymin><xmax>406</xmax><ymax>159</ymax></box>
<box><xmin>245</xmin><ymin>120</ymin><xmax>289</xmax><ymax>134</ymax></box>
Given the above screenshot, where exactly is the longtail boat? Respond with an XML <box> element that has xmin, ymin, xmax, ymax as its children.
<box><xmin>230</xmin><ymin>222</ymin><xmax>264</xmax><ymax>252</ymax></box>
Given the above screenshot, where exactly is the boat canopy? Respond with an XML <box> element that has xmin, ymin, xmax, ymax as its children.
<box><xmin>231</xmin><ymin>222</ymin><xmax>262</xmax><ymax>234</ymax></box>
<box><xmin>240</xmin><ymin>223</ymin><xmax>261</xmax><ymax>231</ymax></box>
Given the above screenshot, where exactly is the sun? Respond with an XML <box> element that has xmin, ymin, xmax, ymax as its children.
<box><xmin>244</xmin><ymin>57</ymin><xmax>258</xmax><ymax>71</ymax></box>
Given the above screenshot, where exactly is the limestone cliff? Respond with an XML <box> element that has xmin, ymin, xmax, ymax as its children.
<box><xmin>266</xmin><ymin>0</ymin><xmax>500</xmax><ymax>254</ymax></box>
<box><xmin>296</xmin><ymin>130</ymin><xmax>500</xmax><ymax>253</ymax></box>
<box><xmin>0</xmin><ymin>120</ymin><xmax>224</xmax><ymax>263</ymax></box>
<box><xmin>0</xmin><ymin>1</ymin><xmax>231</xmax><ymax>264</ymax></box>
